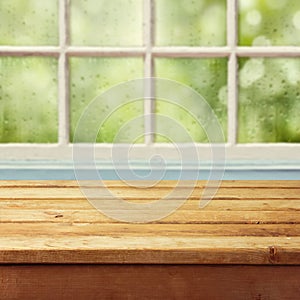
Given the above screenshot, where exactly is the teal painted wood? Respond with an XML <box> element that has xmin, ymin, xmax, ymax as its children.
<box><xmin>0</xmin><ymin>160</ymin><xmax>300</xmax><ymax>180</ymax></box>
<box><xmin>0</xmin><ymin>169</ymin><xmax>300</xmax><ymax>180</ymax></box>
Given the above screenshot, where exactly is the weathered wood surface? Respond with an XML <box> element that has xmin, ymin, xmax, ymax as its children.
<box><xmin>0</xmin><ymin>180</ymin><xmax>299</xmax><ymax>264</ymax></box>
<box><xmin>1</xmin><ymin>265</ymin><xmax>300</xmax><ymax>300</ymax></box>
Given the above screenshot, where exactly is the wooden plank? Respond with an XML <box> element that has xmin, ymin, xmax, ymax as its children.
<box><xmin>0</xmin><ymin>223</ymin><xmax>299</xmax><ymax>237</ymax></box>
<box><xmin>1</xmin><ymin>265</ymin><xmax>300</xmax><ymax>300</ymax></box>
<box><xmin>0</xmin><ymin>187</ymin><xmax>300</xmax><ymax>200</ymax></box>
<box><xmin>0</xmin><ymin>180</ymin><xmax>299</xmax><ymax>188</ymax></box>
<box><xmin>0</xmin><ymin>180</ymin><xmax>299</xmax><ymax>266</ymax></box>
<box><xmin>0</xmin><ymin>236</ymin><xmax>299</xmax><ymax>264</ymax></box>
<box><xmin>1</xmin><ymin>199</ymin><xmax>300</xmax><ymax>211</ymax></box>
<box><xmin>0</xmin><ymin>209</ymin><xmax>299</xmax><ymax>224</ymax></box>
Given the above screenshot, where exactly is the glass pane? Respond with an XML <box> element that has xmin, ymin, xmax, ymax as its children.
<box><xmin>70</xmin><ymin>0</ymin><xmax>143</xmax><ymax>46</ymax></box>
<box><xmin>239</xmin><ymin>0</ymin><xmax>300</xmax><ymax>46</ymax></box>
<box><xmin>238</xmin><ymin>58</ymin><xmax>300</xmax><ymax>143</ymax></box>
<box><xmin>155</xmin><ymin>58</ymin><xmax>227</xmax><ymax>142</ymax></box>
<box><xmin>70</xmin><ymin>57</ymin><xmax>144</xmax><ymax>143</ymax></box>
<box><xmin>0</xmin><ymin>57</ymin><xmax>58</xmax><ymax>143</ymax></box>
<box><xmin>155</xmin><ymin>0</ymin><xmax>226</xmax><ymax>46</ymax></box>
<box><xmin>0</xmin><ymin>0</ymin><xmax>58</xmax><ymax>45</ymax></box>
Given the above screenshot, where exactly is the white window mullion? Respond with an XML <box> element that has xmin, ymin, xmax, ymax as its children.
<box><xmin>66</xmin><ymin>46</ymin><xmax>146</xmax><ymax>56</ymax></box>
<box><xmin>58</xmin><ymin>0</ymin><xmax>69</xmax><ymax>145</ymax></box>
<box><xmin>0</xmin><ymin>46</ymin><xmax>59</xmax><ymax>56</ymax></box>
<box><xmin>237</xmin><ymin>46</ymin><xmax>300</xmax><ymax>57</ymax></box>
<box><xmin>144</xmin><ymin>0</ymin><xmax>155</xmax><ymax>145</ymax></box>
<box><xmin>227</xmin><ymin>0</ymin><xmax>238</xmax><ymax>145</ymax></box>
<box><xmin>152</xmin><ymin>47</ymin><xmax>230</xmax><ymax>57</ymax></box>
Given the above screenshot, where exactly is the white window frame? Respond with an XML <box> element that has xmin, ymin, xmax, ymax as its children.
<box><xmin>0</xmin><ymin>0</ymin><xmax>299</xmax><ymax>163</ymax></box>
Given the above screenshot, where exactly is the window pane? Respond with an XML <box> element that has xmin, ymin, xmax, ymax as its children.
<box><xmin>0</xmin><ymin>0</ymin><xmax>58</xmax><ymax>46</ymax></box>
<box><xmin>238</xmin><ymin>58</ymin><xmax>300</xmax><ymax>143</ymax></box>
<box><xmin>70</xmin><ymin>0</ymin><xmax>143</xmax><ymax>46</ymax></box>
<box><xmin>0</xmin><ymin>57</ymin><xmax>58</xmax><ymax>143</ymax></box>
<box><xmin>70</xmin><ymin>57</ymin><xmax>144</xmax><ymax>143</ymax></box>
<box><xmin>239</xmin><ymin>0</ymin><xmax>300</xmax><ymax>46</ymax></box>
<box><xmin>155</xmin><ymin>58</ymin><xmax>227</xmax><ymax>142</ymax></box>
<box><xmin>155</xmin><ymin>0</ymin><xmax>226</xmax><ymax>46</ymax></box>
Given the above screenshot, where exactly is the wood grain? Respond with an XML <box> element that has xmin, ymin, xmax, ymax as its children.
<box><xmin>0</xmin><ymin>180</ymin><xmax>299</xmax><ymax>188</ymax></box>
<box><xmin>0</xmin><ymin>223</ymin><xmax>299</xmax><ymax>237</ymax></box>
<box><xmin>0</xmin><ymin>186</ymin><xmax>299</xmax><ymax>200</ymax></box>
<box><xmin>0</xmin><ymin>209</ymin><xmax>299</xmax><ymax>224</ymax></box>
<box><xmin>2</xmin><ymin>199</ymin><xmax>300</xmax><ymax>210</ymax></box>
<box><xmin>0</xmin><ymin>181</ymin><xmax>299</xmax><ymax>264</ymax></box>
<box><xmin>1</xmin><ymin>236</ymin><xmax>300</xmax><ymax>264</ymax></box>
<box><xmin>1</xmin><ymin>265</ymin><xmax>299</xmax><ymax>300</ymax></box>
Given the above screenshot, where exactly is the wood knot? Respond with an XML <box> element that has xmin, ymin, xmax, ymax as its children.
<box><xmin>268</xmin><ymin>246</ymin><xmax>278</xmax><ymax>263</ymax></box>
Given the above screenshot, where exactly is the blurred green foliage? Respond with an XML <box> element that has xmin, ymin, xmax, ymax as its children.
<box><xmin>239</xmin><ymin>58</ymin><xmax>300</xmax><ymax>142</ymax></box>
<box><xmin>155</xmin><ymin>58</ymin><xmax>227</xmax><ymax>142</ymax></box>
<box><xmin>0</xmin><ymin>0</ymin><xmax>58</xmax><ymax>45</ymax></box>
<box><xmin>70</xmin><ymin>57</ymin><xmax>144</xmax><ymax>143</ymax></box>
<box><xmin>71</xmin><ymin>0</ymin><xmax>143</xmax><ymax>46</ymax></box>
<box><xmin>0</xmin><ymin>0</ymin><xmax>299</xmax><ymax>143</ymax></box>
<box><xmin>239</xmin><ymin>0</ymin><xmax>300</xmax><ymax>46</ymax></box>
<box><xmin>238</xmin><ymin>0</ymin><xmax>300</xmax><ymax>142</ymax></box>
<box><xmin>0</xmin><ymin>57</ymin><xmax>58</xmax><ymax>142</ymax></box>
<box><xmin>155</xmin><ymin>0</ymin><xmax>226</xmax><ymax>46</ymax></box>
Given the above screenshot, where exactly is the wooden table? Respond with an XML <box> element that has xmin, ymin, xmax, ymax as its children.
<box><xmin>0</xmin><ymin>180</ymin><xmax>299</xmax><ymax>299</ymax></box>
